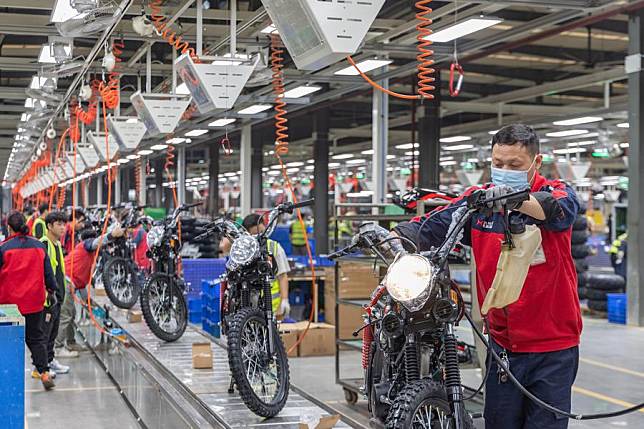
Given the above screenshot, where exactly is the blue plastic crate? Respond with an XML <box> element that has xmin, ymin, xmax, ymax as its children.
<box><xmin>187</xmin><ymin>297</ymin><xmax>202</xmax><ymax>312</ymax></box>
<box><xmin>0</xmin><ymin>323</ymin><xmax>24</xmax><ymax>429</ymax></box>
<box><xmin>188</xmin><ymin>311</ymin><xmax>202</xmax><ymax>324</ymax></box>
<box><xmin>607</xmin><ymin>293</ymin><xmax>627</xmax><ymax>324</ymax></box>
<box><xmin>183</xmin><ymin>258</ymin><xmax>227</xmax><ymax>292</ymax></box>
<box><xmin>201</xmin><ymin>279</ymin><xmax>222</xmax><ymax>301</ymax></box>
<box><xmin>202</xmin><ymin>318</ymin><xmax>221</xmax><ymax>338</ymax></box>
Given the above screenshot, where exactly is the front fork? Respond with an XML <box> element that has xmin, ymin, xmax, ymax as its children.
<box><xmin>263</xmin><ymin>278</ymin><xmax>276</xmax><ymax>355</ymax></box>
<box><xmin>444</xmin><ymin>323</ymin><xmax>467</xmax><ymax>428</ymax></box>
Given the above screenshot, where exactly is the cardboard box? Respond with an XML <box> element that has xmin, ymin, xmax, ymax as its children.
<box><xmin>280</xmin><ymin>329</ymin><xmax>299</xmax><ymax>358</ymax></box>
<box><xmin>324</xmin><ymin>262</ymin><xmax>380</xmax><ymax>299</ymax></box>
<box><xmin>298</xmin><ymin>415</ymin><xmax>341</xmax><ymax>429</ymax></box>
<box><xmin>127</xmin><ymin>310</ymin><xmax>142</xmax><ymax>323</ymax></box>
<box><xmin>192</xmin><ymin>342</ymin><xmax>213</xmax><ymax>369</ymax></box>
<box><xmin>324</xmin><ymin>291</ymin><xmax>365</xmax><ymax>339</ymax></box>
<box><xmin>94</xmin><ymin>287</ymin><xmax>107</xmax><ymax>297</ymax></box>
<box><xmin>298</xmin><ymin>323</ymin><xmax>335</xmax><ymax>357</ymax></box>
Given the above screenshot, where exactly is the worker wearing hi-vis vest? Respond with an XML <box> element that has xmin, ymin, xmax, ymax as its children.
<box><xmin>290</xmin><ymin>213</ymin><xmax>309</xmax><ymax>256</ymax></box>
<box><xmin>219</xmin><ymin>213</ymin><xmax>291</xmax><ymax>316</ymax></box>
<box><xmin>32</xmin><ymin>203</ymin><xmax>50</xmax><ymax>240</ymax></box>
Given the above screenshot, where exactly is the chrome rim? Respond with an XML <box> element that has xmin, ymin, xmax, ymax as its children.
<box><xmin>148</xmin><ymin>277</ymin><xmax>185</xmax><ymax>334</ymax></box>
<box><xmin>107</xmin><ymin>260</ymin><xmax>134</xmax><ymax>303</ymax></box>
<box><xmin>411</xmin><ymin>401</ymin><xmax>450</xmax><ymax>429</ymax></box>
<box><xmin>240</xmin><ymin>318</ymin><xmax>281</xmax><ymax>403</ymax></box>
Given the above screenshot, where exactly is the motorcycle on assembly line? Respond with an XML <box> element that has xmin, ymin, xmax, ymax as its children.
<box><xmin>101</xmin><ymin>204</ymin><xmax>146</xmax><ymax>309</ymax></box>
<box><xmin>329</xmin><ymin>189</ymin><xmax>530</xmax><ymax>429</ymax></box>
<box><xmin>140</xmin><ymin>202</ymin><xmax>202</xmax><ymax>342</ymax></box>
<box><xmin>196</xmin><ymin>199</ymin><xmax>314</xmax><ymax>417</ymax></box>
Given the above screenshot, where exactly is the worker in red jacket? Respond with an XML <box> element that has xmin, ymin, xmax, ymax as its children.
<box><xmin>393</xmin><ymin>124</ymin><xmax>581</xmax><ymax>429</ymax></box>
<box><xmin>129</xmin><ymin>223</ymin><xmax>150</xmax><ymax>272</ymax></box>
<box><xmin>0</xmin><ymin>211</ymin><xmax>58</xmax><ymax>390</ymax></box>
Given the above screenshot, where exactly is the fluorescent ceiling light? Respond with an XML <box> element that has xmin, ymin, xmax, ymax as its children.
<box><xmin>617</xmin><ymin>122</ymin><xmax>629</xmax><ymax>128</ymax></box>
<box><xmin>176</xmin><ymin>82</ymin><xmax>190</xmax><ymax>95</ymax></box>
<box><xmin>286</xmin><ymin>161</ymin><xmax>305</xmax><ymax>167</ymax></box>
<box><xmin>620</xmin><ymin>142</ymin><xmax>629</xmax><ymax>148</ymax></box>
<box><xmin>440</xmin><ymin>136</ymin><xmax>471</xmax><ymax>143</ymax></box>
<box><xmin>335</xmin><ymin>59</ymin><xmax>393</xmax><ymax>76</ymax></box>
<box><xmin>166</xmin><ymin>137</ymin><xmax>186</xmax><ymax>144</ymax></box>
<box><xmin>305</xmin><ymin>165</ymin><xmax>314</xmax><ymax>171</ymax></box>
<box><xmin>444</xmin><ymin>144</ymin><xmax>475</xmax><ymax>151</ymax></box>
<box><xmin>553</xmin><ymin>116</ymin><xmax>603</xmax><ymax>126</ymax></box>
<box><xmin>361</xmin><ymin>149</ymin><xmax>374</xmax><ymax>155</ymax></box>
<box><xmin>38</xmin><ymin>44</ymin><xmax>72</xmax><ymax>63</ymax></box>
<box><xmin>286</xmin><ymin>167</ymin><xmax>299</xmax><ymax>173</ymax></box>
<box><xmin>545</xmin><ymin>129</ymin><xmax>589</xmax><ymax>138</ymax></box>
<box><xmin>346</xmin><ymin>159</ymin><xmax>366</xmax><ymax>165</ymax></box>
<box><xmin>425</xmin><ymin>18</ymin><xmax>503</xmax><ymax>43</ymax></box>
<box><xmin>137</xmin><ymin>149</ymin><xmax>153</xmax><ymax>155</ymax></box>
<box><xmin>329</xmin><ymin>162</ymin><xmax>341</xmax><ymax>168</ymax></box>
<box><xmin>267</xmin><ymin>170</ymin><xmax>280</xmax><ymax>176</ymax></box>
<box><xmin>209</xmin><ymin>118</ymin><xmax>236</xmax><ymax>127</ymax></box>
<box><xmin>387</xmin><ymin>154</ymin><xmax>396</xmax><ymax>160</ymax></box>
<box><xmin>50</xmin><ymin>0</ymin><xmax>86</xmax><ymax>23</ymax></box>
<box><xmin>185</xmin><ymin>129</ymin><xmax>208</xmax><ymax>137</ymax></box>
<box><xmin>117</xmin><ymin>158</ymin><xmax>129</xmax><ymax>165</ymax></box>
<box><xmin>440</xmin><ymin>160</ymin><xmax>458</xmax><ymax>166</ymax></box>
<box><xmin>261</xmin><ymin>24</ymin><xmax>277</xmax><ymax>34</ymax></box>
<box><xmin>270</xmin><ymin>164</ymin><xmax>283</xmax><ymax>170</ymax></box>
<box><xmin>553</xmin><ymin>147</ymin><xmax>587</xmax><ymax>154</ymax></box>
<box><xmin>282</xmin><ymin>86</ymin><xmax>322</xmax><ymax>98</ymax></box>
<box><xmin>566</xmin><ymin>140</ymin><xmax>596</xmax><ymax>147</ymax></box>
<box><xmin>151</xmin><ymin>144</ymin><xmax>168</xmax><ymax>151</ymax></box>
<box><xmin>395</xmin><ymin>143</ymin><xmax>418</xmax><ymax>150</ymax></box>
<box><xmin>488</xmin><ymin>130</ymin><xmax>499</xmax><ymax>135</ymax></box>
<box><xmin>126</xmin><ymin>154</ymin><xmax>140</xmax><ymax>160</ymax></box>
<box><xmin>405</xmin><ymin>151</ymin><xmax>420</xmax><ymax>156</ymax></box>
<box><xmin>238</xmin><ymin>104</ymin><xmax>272</xmax><ymax>114</ymax></box>
<box><xmin>332</xmin><ymin>153</ymin><xmax>354</xmax><ymax>160</ymax></box>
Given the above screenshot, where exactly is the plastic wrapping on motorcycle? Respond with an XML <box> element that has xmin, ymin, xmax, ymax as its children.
<box><xmin>481</xmin><ymin>225</ymin><xmax>542</xmax><ymax>315</ymax></box>
<box><xmin>393</xmin><ymin>187</ymin><xmax>457</xmax><ymax>213</ymax></box>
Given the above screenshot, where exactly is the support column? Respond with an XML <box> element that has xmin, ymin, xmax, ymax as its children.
<box><xmin>154</xmin><ymin>159</ymin><xmax>163</xmax><ymax>207</ymax></box>
<box><xmin>627</xmin><ymin>10</ymin><xmax>644</xmax><ymax>326</ymax></box>
<box><xmin>313</xmin><ymin>108</ymin><xmax>330</xmax><ymax>255</ymax></box>
<box><xmin>418</xmin><ymin>70</ymin><xmax>442</xmax><ymax>189</ymax></box>
<box><xmin>114</xmin><ymin>168</ymin><xmax>122</xmax><ymax>204</ymax></box>
<box><xmin>139</xmin><ymin>160</ymin><xmax>147</xmax><ymax>206</ymax></box>
<box><xmin>72</xmin><ymin>181</ymin><xmax>80</xmax><ymax>208</ymax></box>
<box><xmin>372</xmin><ymin>75</ymin><xmax>388</xmax><ymax>207</ymax></box>
<box><xmin>97</xmin><ymin>174</ymin><xmax>103</xmax><ymax>206</ymax></box>
<box><xmin>208</xmin><ymin>143</ymin><xmax>219</xmax><ymax>216</ymax></box>
<box><xmin>83</xmin><ymin>179</ymin><xmax>90</xmax><ymax>207</ymax></box>
<box><xmin>177</xmin><ymin>145</ymin><xmax>186</xmax><ymax>206</ymax></box>
<box><xmin>240</xmin><ymin>125</ymin><xmax>252</xmax><ymax>215</ymax></box>
<box><xmin>122</xmin><ymin>167</ymin><xmax>131</xmax><ymax>202</ymax></box>
<box><xmin>251</xmin><ymin>130</ymin><xmax>264</xmax><ymax>209</ymax></box>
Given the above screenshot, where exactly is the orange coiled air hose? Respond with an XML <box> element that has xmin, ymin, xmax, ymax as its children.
<box><xmin>416</xmin><ymin>0</ymin><xmax>435</xmax><ymax>99</ymax></box>
<box><xmin>271</xmin><ymin>34</ymin><xmax>289</xmax><ymax>156</ymax></box>
<box><xmin>49</xmin><ymin>127</ymin><xmax>70</xmax><ymax>211</ymax></box>
<box><xmin>150</xmin><ymin>0</ymin><xmax>201</xmax><ymax>63</ymax></box>
<box><xmin>99</xmin><ymin>40</ymin><xmax>124</xmax><ymax>110</ymax></box>
<box><xmin>57</xmin><ymin>186</ymin><xmax>66</xmax><ymax>209</ymax></box>
<box><xmin>77</xmin><ymin>81</ymin><xmax>101</xmax><ymax>125</ymax></box>
<box><xmin>134</xmin><ymin>157</ymin><xmax>142</xmax><ymax>203</ymax></box>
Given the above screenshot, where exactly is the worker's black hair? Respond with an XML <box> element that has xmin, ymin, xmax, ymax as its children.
<box><xmin>38</xmin><ymin>203</ymin><xmax>49</xmax><ymax>215</ymax></box>
<box><xmin>69</xmin><ymin>208</ymin><xmax>86</xmax><ymax>222</ymax></box>
<box><xmin>491</xmin><ymin>124</ymin><xmax>540</xmax><ymax>157</ymax></box>
<box><xmin>45</xmin><ymin>211</ymin><xmax>67</xmax><ymax>228</ymax></box>
<box><xmin>80</xmin><ymin>227</ymin><xmax>98</xmax><ymax>241</ymax></box>
<box><xmin>24</xmin><ymin>206</ymin><xmax>35</xmax><ymax>216</ymax></box>
<box><xmin>242</xmin><ymin>213</ymin><xmax>264</xmax><ymax>231</ymax></box>
<box><xmin>7</xmin><ymin>211</ymin><xmax>29</xmax><ymax>235</ymax></box>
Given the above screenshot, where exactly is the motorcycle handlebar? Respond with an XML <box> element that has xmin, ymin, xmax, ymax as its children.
<box><xmin>292</xmin><ymin>199</ymin><xmax>314</xmax><ymax>210</ymax></box>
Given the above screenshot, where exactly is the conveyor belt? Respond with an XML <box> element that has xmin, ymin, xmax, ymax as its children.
<box><xmin>79</xmin><ymin>296</ymin><xmax>355</xmax><ymax>429</ymax></box>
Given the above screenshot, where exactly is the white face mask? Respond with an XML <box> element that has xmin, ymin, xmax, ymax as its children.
<box><xmin>491</xmin><ymin>156</ymin><xmax>537</xmax><ymax>190</ymax></box>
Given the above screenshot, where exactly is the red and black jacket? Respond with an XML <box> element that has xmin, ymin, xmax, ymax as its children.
<box><xmin>394</xmin><ymin>173</ymin><xmax>582</xmax><ymax>353</ymax></box>
<box><xmin>0</xmin><ymin>233</ymin><xmax>58</xmax><ymax>315</ymax></box>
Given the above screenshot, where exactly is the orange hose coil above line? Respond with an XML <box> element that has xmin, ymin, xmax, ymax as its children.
<box><xmin>271</xmin><ymin>34</ymin><xmax>289</xmax><ymax>156</ymax></box>
<box><xmin>345</xmin><ymin>0</ymin><xmax>435</xmax><ymax>100</ymax></box>
<box><xmin>134</xmin><ymin>157</ymin><xmax>142</xmax><ymax>203</ymax></box>
<box><xmin>149</xmin><ymin>0</ymin><xmax>201</xmax><ymax>63</ymax></box>
<box><xmin>99</xmin><ymin>40</ymin><xmax>125</xmax><ymax>110</ymax></box>
<box><xmin>76</xmin><ymin>80</ymin><xmax>101</xmax><ymax>125</ymax></box>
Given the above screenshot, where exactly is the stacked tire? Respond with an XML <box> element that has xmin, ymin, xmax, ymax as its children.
<box><xmin>579</xmin><ymin>273</ymin><xmax>625</xmax><ymax>313</ymax></box>
<box><xmin>193</xmin><ymin>219</ymin><xmax>218</xmax><ymax>258</ymax></box>
<box><xmin>572</xmin><ymin>208</ymin><xmax>591</xmax><ymax>299</ymax></box>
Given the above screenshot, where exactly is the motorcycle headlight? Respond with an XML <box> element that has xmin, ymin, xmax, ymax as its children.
<box><xmin>384</xmin><ymin>254</ymin><xmax>436</xmax><ymax>312</ymax></box>
<box><xmin>146</xmin><ymin>226</ymin><xmax>164</xmax><ymax>249</ymax></box>
<box><xmin>228</xmin><ymin>235</ymin><xmax>259</xmax><ymax>268</ymax></box>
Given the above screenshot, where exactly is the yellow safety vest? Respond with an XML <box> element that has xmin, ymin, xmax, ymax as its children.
<box><xmin>40</xmin><ymin>236</ymin><xmax>65</xmax><ymax>308</ymax></box>
<box><xmin>290</xmin><ymin>221</ymin><xmax>308</xmax><ymax>246</ymax></box>
<box><xmin>268</xmin><ymin>239</ymin><xmax>282</xmax><ymax>312</ymax></box>
<box><xmin>32</xmin><ymin>217</ymin><xmax>48</xmax><ymax>239</ymax></box>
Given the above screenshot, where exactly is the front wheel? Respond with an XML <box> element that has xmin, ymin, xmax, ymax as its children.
<box><xmin>103</xmin><ymin>257</ymin><xmax>141</xmax><ymax>309</ymax></box>
<box><xmin>227</xmin><ymin>307</ymin><xmax>289</xmax><ymax>417</ymax></box>
<box><xmin>386</xmin><ymin>380</ymin><xmax>473</xmax><ymax>429</ymax></box>
<box><xmin>140</xmin><ymin>273</ymin><xmax>187</xmax><ymax>342</ymax></box>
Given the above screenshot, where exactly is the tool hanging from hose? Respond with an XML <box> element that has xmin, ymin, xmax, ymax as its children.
<box><xmin>99</xmin><ymin>40</ymin><xmax>125</xmax><ymax>110</ymax></box>
<box><xmin>448</xmin><ymin>1</ymin><xmax>464</xmax><ymax>97</ymax></box>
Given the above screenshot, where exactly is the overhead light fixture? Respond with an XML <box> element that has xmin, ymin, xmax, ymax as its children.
<box><xmin>126</xmin><ymin>154</ymin><xmax>140</xmax><ymax>160</ymax></box>
<box><xmin>553</xmin><ymin>147</ymin><xmax>587</xmax><ymax>154</ymax></box>
<box><xmin>346</xmin><ymin>159</ymin><xmax>366</xmax><ymax>165</ymax></box>
<box><xmin>151</xmin><ymin>144</ymin><xmax>168</xmax><ymax>151</ymax></box>
<box><xmin>261</xmin><ymin>24</ymin><xmax>277</xmax><ymax>34</ymax></box>
<box><xmin>282</xmin><ymin>86</ymin><xmax>322</xmax><ymax>98</ymax></box>
<box><xmin>329</xmin><ymin>162</ymin><xmax>341</xmax><ymax>168</ymax></box>
<box><xmin>137</xmin><ymin>149</ymin><xmax>153</xmax><ymax>155</ymax></box>
<box><xmin>286</xmin><ymin>161</ymin><xmax>305</xmax><ymax>167</ymax></box>
<box><xmin>553</xmin><ymin>116</ymin><xmax>603</xmax><ymax>126</ymax></box>
<box><xmin>440</xmin><ymin>160</ymin><xmax>458</xmax><ymax>166</ymax></box>
<box><xmin>38</xmin><ymin>44</ymin><xmax>72</xmax><ymax>63</ymax></box>
<box><xmin>30</xmin><ymin>76</ymin><xmax>56</xmax><ymax>90</ymax></box>
<box><xmin>334</xmin><ymin>59</ymin><xmax>393</xmax><ymax>76</ymax></box>
<box><xmin>620</xmin><ymin>142</ymin><xmax>630</xmax><ymax>148</ymax></box>
<box><xmin>386</xmin><ymin>154</ymin><xmax>396</xmax><ymax>160</ymax></box>
<box><xmin>440</xmin><ymin>136</ymin><xmax>472</xmax><ymax>143</ymax></box>
<box><xmin>361</xmin><ymin>149</ymin><xmax>374</xmax><ymax>155</ymax></box>
<box><xmin>286</xmin><ymin>167</ymin><xmax>300</xmax><ymax>173</ymax></box>
<box><xmin>166</xmin><ymin>137</ymin><xmax>186</xmax><ymax>144</ymax></box>
<box><xmin>395</xmin><ymin>143</ymin><xmax>418</xmax><ymax>150</ymax></box>
<box><xmin>117</xmin><ymin>158</ymin><xmax>130</xmax><ymax>165</ymax></box>
<box><xmin>405</xmin><ymin>151</ymin><xmax>420</xmax><ymax>156</ymax></box>
<box><xmin>545</xmin><ymin>129</ymin><xmax>589</xmax><ymax>138</ymax></box>
<box><xmin>488</xmin><ymin>130</ymin><xmax>499</xmax><ymax>135</ymax></box>
<box><xmin>185</xmin><ymin>129</ymin><xmax>208</xmax><ymax>137</ymax></box>
<box><xmin>566</xmin><ymin>140</ymin><xmax>597</xmax><ymax>147</ymax></box>
<box><xmin>209</xmin><ymin>118</ymin><xmax>236</xmax><ymax>127</ymax></box>
<box><xmin>425</xmin><ymin>17</ymin><xmax>503</xmax><ymax>43</ymax></box>
<box><xmin>617</xmin><ymin>122</ymin><xmax>629</xmax><ymax>128</ymax></box>
<box><xmin>267</xmin><ymin>170</ymin><xmax>280</xmax><ymax>176</ymax></box>
<box><xmin>332</xmin><ymin>153</ymin><xmax>354</xmax><ymax>160</ymax></box>
<box><xmin>444</xmin><ymin>144</ymin><xmax>475</xmax><ymax>151</ymax></box>
<box><xmin>50</xmin><ymin>0</ymin><xmax>86</xmax><ymax>23</ymax></box>
<box><xmin>237</xmin><ymin>104</ymin><xmax>272</xmax><ymax>115</ymax></box>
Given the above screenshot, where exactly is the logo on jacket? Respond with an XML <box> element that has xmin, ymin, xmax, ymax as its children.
<box><xmin>476</xmin><ymin>218</ymin><xmax>494</xmax><ymax>229</ymax></box>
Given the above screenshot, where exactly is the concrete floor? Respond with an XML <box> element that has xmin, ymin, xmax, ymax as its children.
<box><xmin>25</xmin><ymin>349</ymin><xmax>141</xmax><ymax>429</ymax></box>
<box><xmin>289</xmin><ymin>316</ymin><xmax>644</xmax><ymax>428</ymax></box>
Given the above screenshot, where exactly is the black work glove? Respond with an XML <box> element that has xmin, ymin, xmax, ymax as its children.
<box><xmin>485</xmin><ymin>185</ymin><xmax>524</xmax><ymax>213</ymax></box>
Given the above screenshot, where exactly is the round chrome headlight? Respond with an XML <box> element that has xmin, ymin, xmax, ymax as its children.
<box><xmin>229</xmin><ymin>235</ymin><xmax>259</xmax><ymax>267</ymax></box>
<box><xmin>384</xmin><ymin>254</ymin><xmax>435</xmax><ymax>312</ymax></box>
<box><xmin>146</xmin><ymin>226</ymin><xmax>164</xmax><ymax>249</ymax></box>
